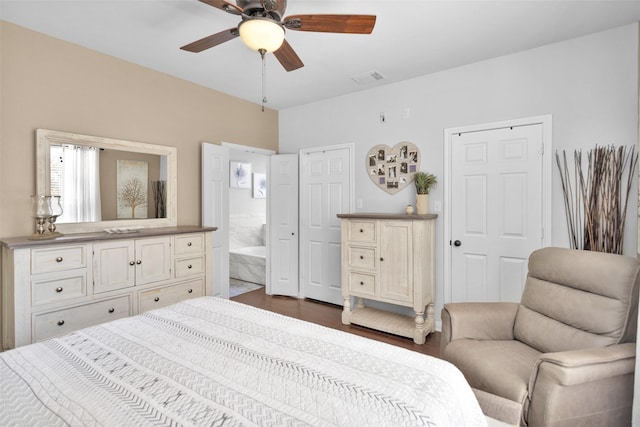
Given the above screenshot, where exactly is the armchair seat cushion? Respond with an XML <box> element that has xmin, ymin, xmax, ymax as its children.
<box><xmin>443</xmin><ymin>339</ymin><xmax>540</xmax><ymax>406</ymax></box>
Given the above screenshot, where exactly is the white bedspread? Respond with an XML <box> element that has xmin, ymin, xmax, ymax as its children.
<box><xmin>0</xmin><ymin>297</ymin><xmax>487</xmax><ymax>426</ymax></box>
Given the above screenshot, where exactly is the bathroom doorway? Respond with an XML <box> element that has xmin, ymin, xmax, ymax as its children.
<box><xmin>226</xmin><ymin>144</ymin><xmax>273</xmax><ymax>297</ymax></box>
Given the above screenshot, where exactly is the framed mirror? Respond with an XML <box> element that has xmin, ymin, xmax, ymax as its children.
<box><xmin>36</xmin><ymin>129</ymin><xmax>177</xmax><ymax>234</ymax></box>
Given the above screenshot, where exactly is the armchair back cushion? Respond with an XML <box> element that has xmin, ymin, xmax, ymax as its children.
<box><xmin>513</xmin><ymin>247</ymin><xmax>640</xmax><ymax>354</ymax></box>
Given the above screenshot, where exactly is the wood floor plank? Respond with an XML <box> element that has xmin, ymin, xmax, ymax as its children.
<box><xmin>231</xmin><ymin>287</ymin><xmax>441</xmax><ymax>358</ymax></box>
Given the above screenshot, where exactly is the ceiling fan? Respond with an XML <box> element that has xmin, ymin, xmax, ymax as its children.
<box><xmin>180</xmin><ymin>0</ymin><xmax>377</xmax><ymax>72</ymax></box>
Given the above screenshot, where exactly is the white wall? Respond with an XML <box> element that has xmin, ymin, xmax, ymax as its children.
<box><xmin>280</xmin><ymin>24</ymin><xmax>639</xmax><ymax>321</ymax></box>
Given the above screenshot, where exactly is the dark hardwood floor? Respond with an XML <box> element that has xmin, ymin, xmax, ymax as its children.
<box><xmin>231</xmin><ymin>287</ymin><xmax>441</xmax><ymax>358</ymax></box>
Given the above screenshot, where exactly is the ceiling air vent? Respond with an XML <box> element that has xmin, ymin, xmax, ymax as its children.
<box><xmin>351</xmin><ymin>70</ymin><xmax>385</xmax><ymax>85</ymax></box>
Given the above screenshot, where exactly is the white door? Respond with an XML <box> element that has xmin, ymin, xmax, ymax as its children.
<box><xmin>300</xmin><ymin>144</ymin><xmax>353</xmax><ymax>305</ymax></box>
<box><xmin>202</xmin><ymin>142</ymin><xmax>229</xmax><ymax>298</ymax></box>
<box><xmin>268</xmin><ymin>154</ymin><xmax>299</xmax><ymax>296</ymax></box>
<box><xmin>448</xmin><ymin>121</ymin><xmax>549</xmax><ymax>303</ymax></box>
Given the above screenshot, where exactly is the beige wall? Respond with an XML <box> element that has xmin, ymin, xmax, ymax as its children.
<box><xmin>0</xmin><ymin>21</ymin><xmax>278</xmax><ymax>238</ymax></box>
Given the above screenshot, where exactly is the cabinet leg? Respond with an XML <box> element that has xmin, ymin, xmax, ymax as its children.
<box><xmin>355</xmin><ymin>297</ymin><xmax>365</xmax><ymax>310</ymax></box>
<box><xmin>341</xmin><ymin>296</ymin><xmax>351</xmax><ymax>325</ymax></box>
<box><xmin>413</xmin><ymin>310</ymin><xmax>426</xmax><ymax>344</ymax></box>
<box><xmin>426</xmin><ymin>303</ymin><xmax>435</xmax><ymax>333</ymax></box>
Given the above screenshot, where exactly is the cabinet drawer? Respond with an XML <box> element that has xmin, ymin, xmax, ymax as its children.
<box><xmin>348</xmin><ymin>272</ymin><xmax>376</xmax><ymax>296</ymax></box>
<box><xmin>138</xmin><ymin>279</ymin><xmax>204</xmax><ymax>313</ymax></box>
<box><xmin>174</xmin><ymin>233</ymin><xmax>205</xmax><ymax>255</ymax></box>
<box><xmin>348</xmin><ymin>246</ymin><xmax>376</xmax><ymax>269</ymax></box>
<box><xmin>31</xmin><ymin>245</ymin><xmax>88</xmax><ymax>274</ymax></box>
<box><xmin>33</xmin><ymin>296</ymin><xmax>131</xmax><ymax>342</ymax></box>
<box><xmin>175</xmin><ymin>256</ymin><xmax>204</xmax><ymax>278</ymax></box>
<box><xmin>347</xmin><ymin>221</ymin><xmax>376</xmax><ymax>243</ymax></box>
<box><xmin>32</xmin><ymin>272</ymin><xmax>87</xmax><ymax>306</ymax></box>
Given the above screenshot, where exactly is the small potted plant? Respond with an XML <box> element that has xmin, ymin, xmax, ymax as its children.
<box><xmin>414</xmin><ymin>171</ymin><xmax>437</xmax><ymax>214</ymax></box>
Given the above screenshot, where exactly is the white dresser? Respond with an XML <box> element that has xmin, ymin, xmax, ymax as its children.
<box><xmin>337</xmin><ymin>213</ymin><xmax>437</xmax><ymax>344</ymax></box>
<box><xmin>1</xmin><ymin>226</ymin><xmax>215</xmax><ymax>349</ymax></box>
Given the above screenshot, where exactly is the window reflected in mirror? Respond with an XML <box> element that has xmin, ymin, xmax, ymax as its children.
<box><xmin>50</xmin><ymin>144</ymin><xmax>165</xmax><ymax>223</ymax></box>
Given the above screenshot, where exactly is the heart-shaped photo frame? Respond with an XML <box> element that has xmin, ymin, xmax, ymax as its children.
<box><xmin>366</xmin><ymin>142</ymin><xmax>421</xmax><ymax>194</ymax></box>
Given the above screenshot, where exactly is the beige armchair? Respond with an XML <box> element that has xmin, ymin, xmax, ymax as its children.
<box><xmin>441</xmin><ymin>247</ymin><xmax>639</xmax><ymax>426</ymax></box>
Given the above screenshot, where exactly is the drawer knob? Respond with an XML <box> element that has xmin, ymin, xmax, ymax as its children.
<box><xmin>154</xmin><ymin>297</ymin><xmax>160</xmax><ymax>302</ymax></box>
<box><xmin>55</xmin><ymin>287</ymin><xmax>63</xmax><ymax>293</ymax></box>
<box><xmin>360</xmin><ymin>281</ymin><xmax>364</xmax><ymax>285</ymax></box>
<box><xmin>359</xmin><ymin>229</ymin><xmax>363</xmax><ymax>233</ymax></box>
<box><xmin>56</xmin><ymin>257</ymin><xmax>63</xmax><ymax>263</ymax></box>
<box><xmin>188</xmin><ymin>264</ymin><xmax>193</xmax><ymax>269</ymax></box>
<box><xmin>57</xmin><ymin>320</ymin><xmax>65</xmax><ymax>326</ymax></box>
<box><xmin>136</xmin><ymin>260</ymin><xmax>142</xmax><ymax>265</ymax></box>
<box><xmin>188</xmin><ymin>289</ymin><xmax>193</xmax><ymax>293</ymax></box>
<box><xmin>129</xmin><ymin>261</ymin><xmax>135</xmax><ymax>266</ymax></box>
<box><xmin>108</xmin><ymin>308</ymin><xmax>115</xmax><ymax>313</ymax></box>
<box><xmin>380</xmin><ymin>257</ymin><xmax>384</xmax><ymax>261</ymax></box>
<box><xmin>359</xmin><ymin>255</ymin><xmax>364</xmax><ymax>259</ymax></box>
<box><xmin>187</xmin><ymin>242</ymin><xmax>192</xmax><ymax>246</ymax></box>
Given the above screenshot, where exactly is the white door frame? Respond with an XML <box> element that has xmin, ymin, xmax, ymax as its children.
<box><xmin>299</xmin><ymin>143</ymin><xmax>355</xmax><ymax>300</ymax></box>
<box><xmin>443</xmin><ymin>115</ymin><xmax>553</xmax><ymax>305</ymax></box>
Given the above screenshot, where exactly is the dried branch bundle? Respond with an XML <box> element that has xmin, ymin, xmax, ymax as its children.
<box><xmin>556</xmin><ymin>145</ymin><xmax>637</xmax><ymax>254</ymax></box>
<box><xmin>152</xmin><ymin>180</ymin><xmax>166</xmax><ymax>219</ymax></box>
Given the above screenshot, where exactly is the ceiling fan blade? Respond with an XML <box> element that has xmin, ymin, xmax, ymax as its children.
<box><xmin>180</xmin><ymin>28</ymin><xmax>239</xmax><ymax>52</ymax></box>
<box><xmin>283</xmin><ymin>14</ymin><xmax>376</xmax><ymax>34</ymax></box>
<box><xmin>198</xmin><ymin>0</ymin><xmax>243</xmax><ymax>15</ymax></box>
<box><xmin>273</xmin><ymin>40</ymin><xmax>304</xmax><ymax>72</ymax></box>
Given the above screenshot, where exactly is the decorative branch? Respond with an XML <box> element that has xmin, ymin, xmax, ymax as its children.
<box><xmin>556</xmin><ymin>145</ymin><xmax>637</xmax><ymax>254</ymax></box>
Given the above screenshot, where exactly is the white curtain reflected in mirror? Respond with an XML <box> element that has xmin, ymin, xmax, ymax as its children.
<box><xmin>50</xmin><ymin>144</ymin><xmax>102</xmax><ymax>223</ymax></box>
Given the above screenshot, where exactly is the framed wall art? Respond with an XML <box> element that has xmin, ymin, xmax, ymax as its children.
<box><xmin>367</xmin><ymin>142</ymin><xmax>420</xmax><ymax>194</ymax></box>
<box><xmin>253</xmin><ymin>173</ymin><xmax>266</xmax><ymax>198</ymax></box>
<box><xmin>117</xmin><ymin>159</ymin><xmax>148</xmax><ymax>219</ymax></box>
<box><xmin>230</xmin><ymin>161</ymin><xmax>251</xmax><ymax>189</ymax></box>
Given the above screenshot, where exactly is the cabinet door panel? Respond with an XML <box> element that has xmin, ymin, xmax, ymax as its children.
<box><xmin>379</xmin><ymin>221</ymin><xmax>413</xmax><ymax>303</ymax></box>
<box><xmin>94</xmin><ymin>240</ymin><xmax>136</xmax><ymax>293</ymax></box>
<box><xmin>135</xmin><ymin>237</ymin><xmax>172</xmax><ymax>285</ymax></box>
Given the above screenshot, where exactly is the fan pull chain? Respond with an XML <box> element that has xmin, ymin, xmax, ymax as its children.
<box><xmin>260</xmin><ymin>48</ymin><xmax>267</xmax><ymax>112</ymax></box>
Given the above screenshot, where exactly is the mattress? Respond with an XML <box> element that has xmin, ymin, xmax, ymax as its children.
<box><xmin>0</xmin><ymin>297</ymin><xmax>487</xmax><ymax>426</ymax></box>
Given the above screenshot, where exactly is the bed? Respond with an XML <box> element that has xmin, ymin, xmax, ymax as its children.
<box><xmin>0</xmin><ymin>297</ymin><xmax>488</xmax><ymax>426</ymax></box>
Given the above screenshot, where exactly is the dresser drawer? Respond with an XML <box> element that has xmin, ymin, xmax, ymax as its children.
<box><xmin>138</xmin><ymin>279</ymin><xmax>204</xmax><ymax>313</ymax></box>
<box><xmin>31</xmin><ymin>245</ymin><xmax>88</xmax><ymax>274</ymax></box>
<box><xmin>174</xmin><ymin>233</ymin><xmax>205</xmax><ymax>255</ymax></box>
<box><xmin>33</xmin><ymin>296</ymin><xmax>131</xmax><ymax>342</ymax></box>
<box><xmin>347</xmin><ymin>221</ymin><xmax>376</xmax><ymax>243</ymax></box>
<box><xmin>348</xmin><ymin>272</ymin><xmax>376</xmax><ymax>297</ymax></box>
<box><xmin>175</xmin><ymin>256</ymin><xmax>204</xmax><ymax>278</ymax></box>
<box><xmin>348</xmin><ymin>246</ymin><xmax>376</xmax><ymax>269</ymax></box>
<box><xmin>32</xmin><ymin>272</ymin><xmax>87</xmax><ymax>306</ymax></box>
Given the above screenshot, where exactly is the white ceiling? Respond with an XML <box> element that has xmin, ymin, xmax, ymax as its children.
<box><xmin>2</xmin><ymin>0</ymin><xmax>640</xmax><ymax>110</ymax></box>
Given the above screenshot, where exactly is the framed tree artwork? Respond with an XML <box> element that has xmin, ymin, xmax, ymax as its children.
<box><xmin>117</xmin><ymin>160</ymin><xmax>148</xmax><ymax>219</ymax></box>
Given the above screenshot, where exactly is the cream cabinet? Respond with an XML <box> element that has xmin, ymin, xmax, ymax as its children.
<box><xmin>93</xmin><ymin>236</ymin><xmax>172</xmax><ymax>293</ymax></box>
<box><xmin>1</xmin><ymin>226</ymin><xmax>215</xmax><ymax>349</ymax></box>
<box><xmin>338</xmin><ymin>213</ymin><xmax>437</xmax><ymax>344</ymax></box>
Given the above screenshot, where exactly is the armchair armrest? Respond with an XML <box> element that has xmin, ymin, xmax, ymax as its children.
<box><xmin>527</xmin><ymin>343</ymin><xmax>636</xmax><ymax>425</ymax></box>
<box><xmin>440</xmin><ymin>302</ymin><xmax>519</xmax><ymax>354</ymax></box>
<box><xmin>530</xmin><ymin>342</ymin><xmax>636</xmax><ymax>389</ymax></box>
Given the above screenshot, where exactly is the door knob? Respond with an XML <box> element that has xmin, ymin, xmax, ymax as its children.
<box><xmin>453</xmin><ymin>240</ymin><xmax>462</xmax><ymax>247</ymax></box>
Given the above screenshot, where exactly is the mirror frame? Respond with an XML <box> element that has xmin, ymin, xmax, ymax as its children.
<box><xmin>36</xmin><ymin>129</ymin><xmax>177</xmax><ymax>234</ymax></box>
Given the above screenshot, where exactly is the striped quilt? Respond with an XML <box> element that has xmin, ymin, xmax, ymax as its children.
<box><xmin>0</xmin><ymin>297</ymin><xmax>487</xmax><ymax>426</ymax></box>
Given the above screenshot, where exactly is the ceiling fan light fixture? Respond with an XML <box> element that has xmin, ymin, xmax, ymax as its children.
<box><xmin>238</xmin><ymin>18</ymin><xmax>285</xmax><ymax>53</ymax></box>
